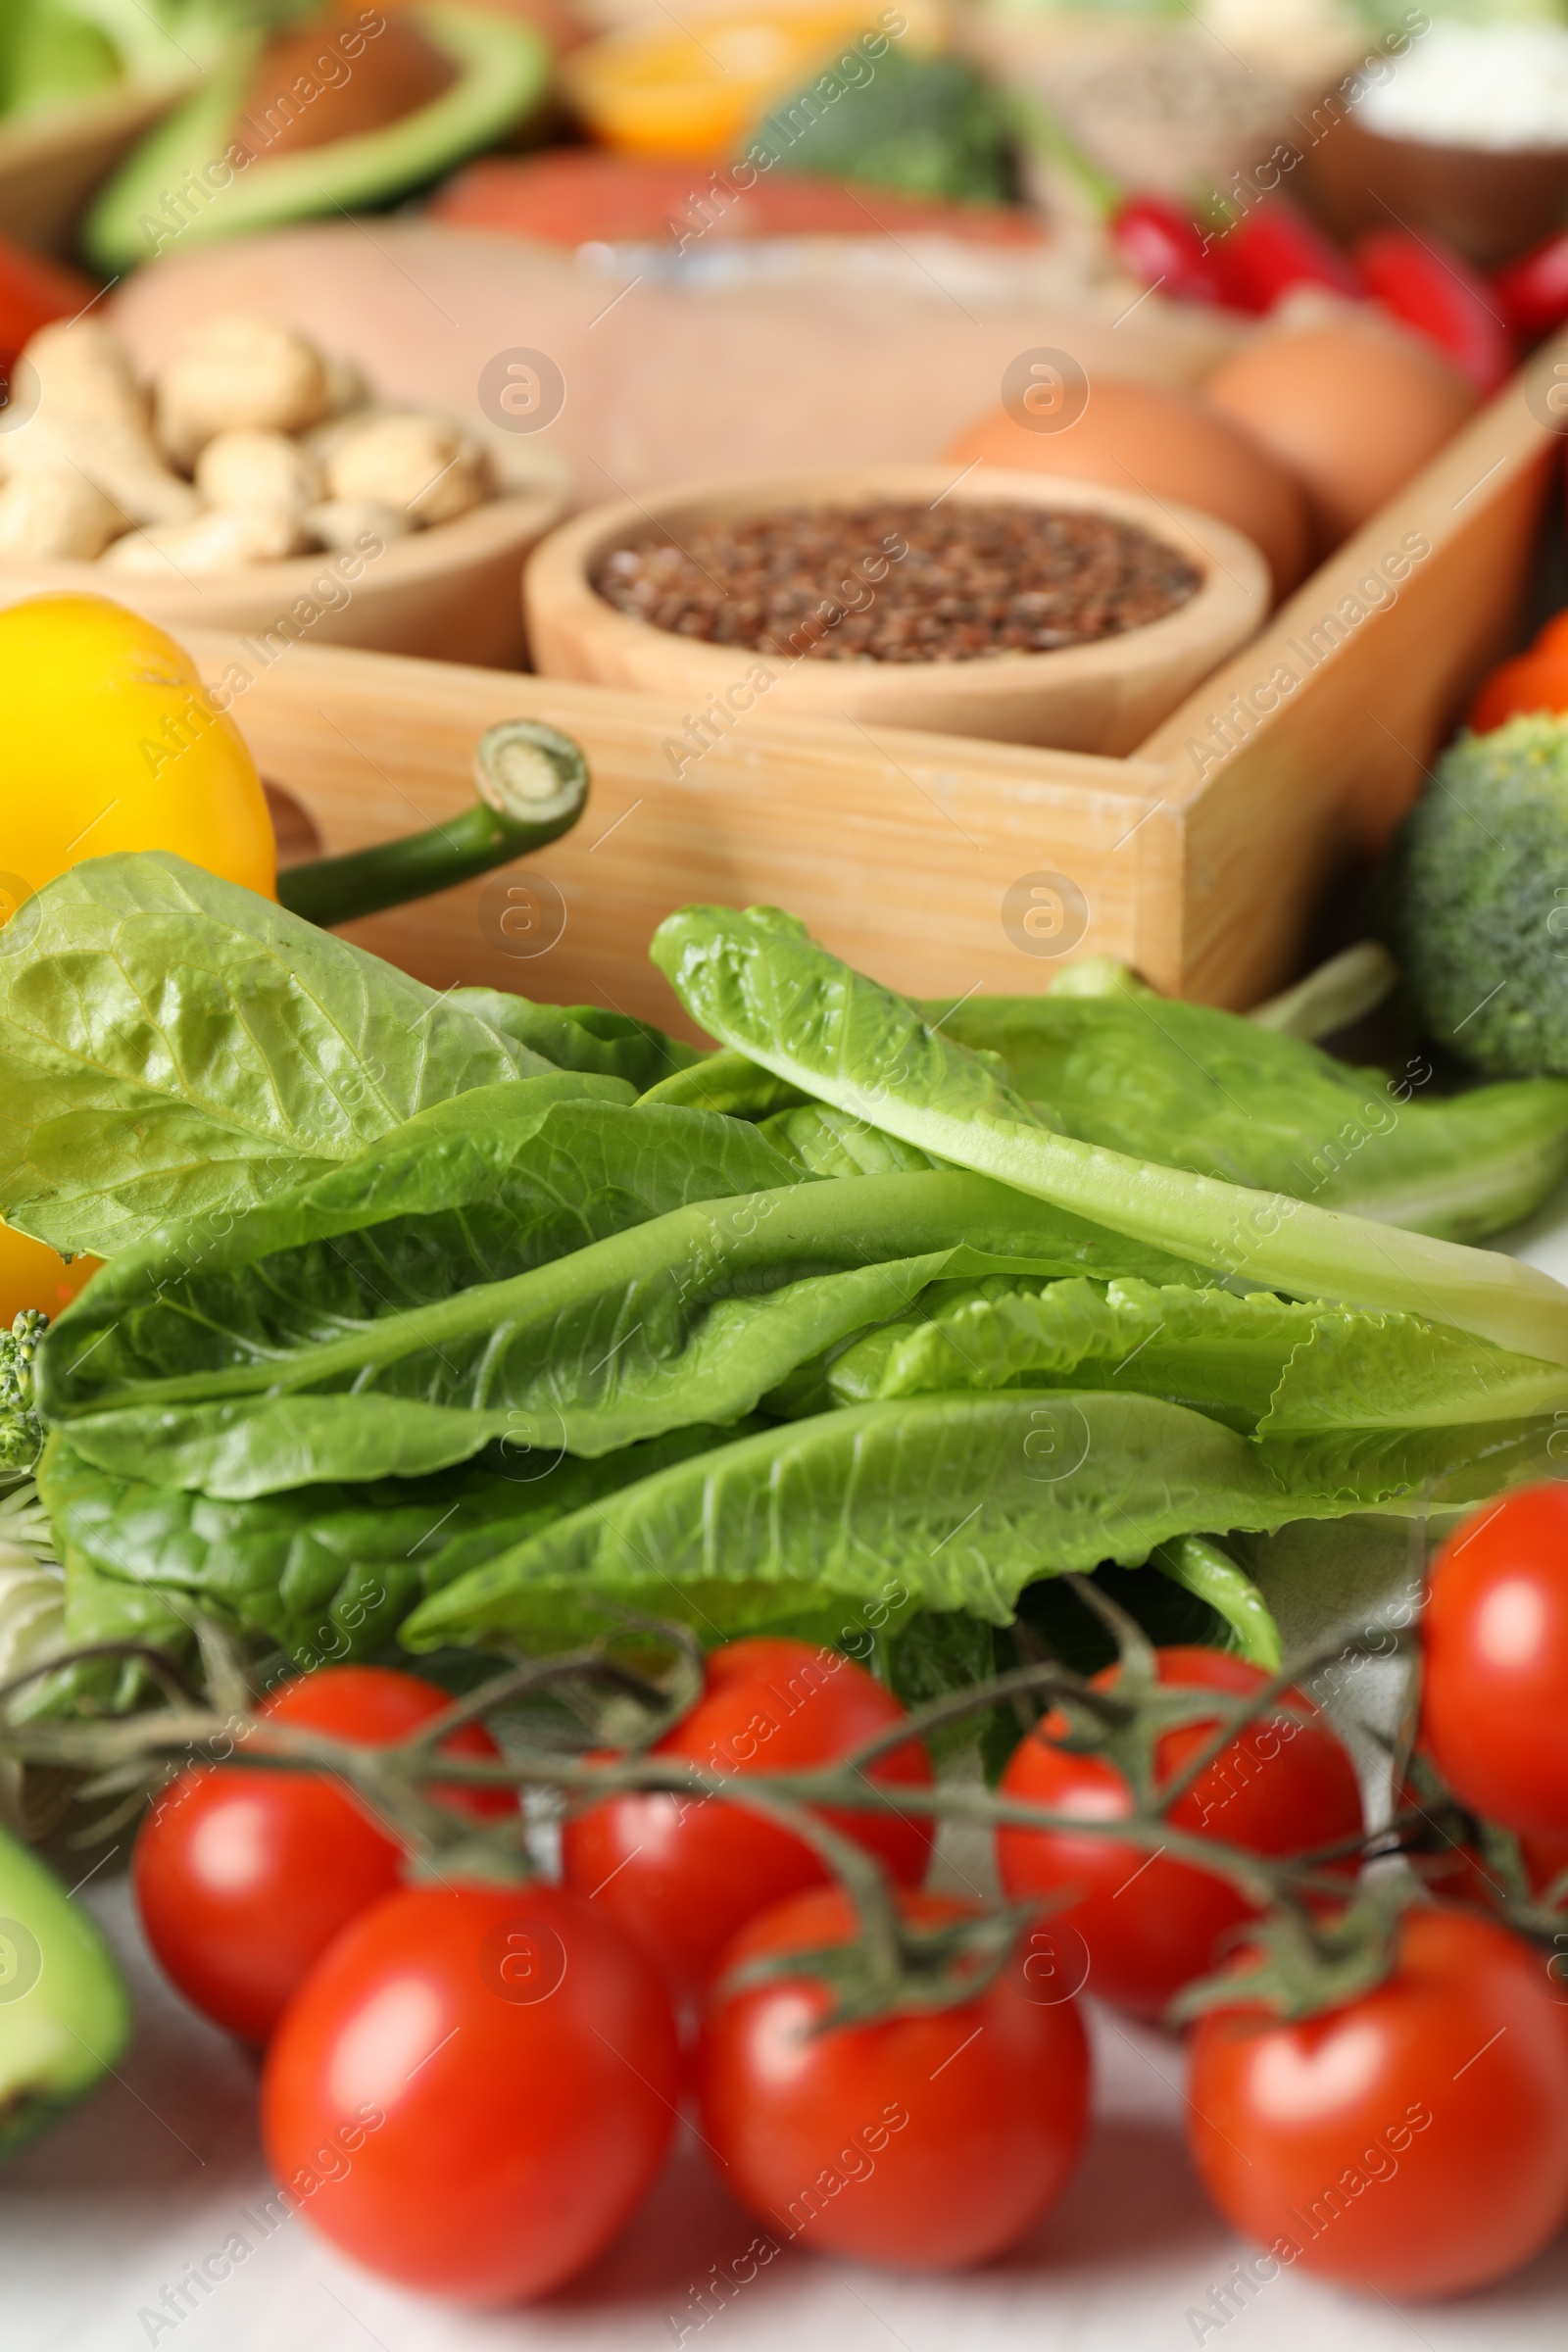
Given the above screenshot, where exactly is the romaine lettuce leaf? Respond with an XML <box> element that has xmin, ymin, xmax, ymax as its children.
<box><xmin>33</xmin><ymin>1419</ymin><xmax>738</xmax><ymax>1701</ymax></box>
<box><xmin>827</xmin><ymin>1273</ymin><xmax>1568</xmax><ymax>1435</ymax></box>
<box><xmin>0</xmin><ymin>855</ymin><xmax>561</xmax><ymax>1258</ymax></box>
<box><xmin>653</xmin><ymin>906</ymin><xmax>1568</xmax><ymax>1367</ymax></box>
<box><xmin>41</xmin><ymin>1081</ymin><xmax>1199</xmax><ymax>1494</ymax></box>
<box><xmin>921</xmin><ymin>993</ymin><xmax>1568</xmax><ymax>1243</ymax></box>
<box><xmin>401</xmin><ymin>1391</ymin><xmax>1558</xmax><ymax>1654</ymax></box>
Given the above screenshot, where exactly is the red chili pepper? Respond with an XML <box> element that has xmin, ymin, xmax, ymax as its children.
<box><xmin>1353</xmin><ymin>228</ymin><xmax>1515</xmax><ymax>395</ymax></box>
<box><xmin>1492</xmin><ymin>229</ymin><xmax>1568</xmax><ymax>341</ymax></box>
<box><xmin>1204</xmin><ymin>194</ymin><xmax>1363</xmax><ymax>316</ymax></box>
<box><xmin>1110</xmin><ymin>192</ymin><xmax>1226</xmax><ymax>307</ymax></box>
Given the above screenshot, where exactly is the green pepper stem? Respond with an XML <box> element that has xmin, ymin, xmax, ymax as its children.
<box><xmin>276</xmin><ymin>719</ymin><xmax>590</xmax><ymax>927</ymax></box>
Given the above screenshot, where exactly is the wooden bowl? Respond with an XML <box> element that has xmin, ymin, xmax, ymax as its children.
<box><xmin>0</xmin><ymin>420</ymin><xmax>570</xmax><ymax>670</ymax></box>
<box><xmin>1307</xmin><ymin>111</ymin><xmax>1568</xmax><ymax>270</ymax></box>
<box><xmin>522</xmin><ymin>466</ymin><xmax>1268</xmax><ymax>755</ymax></box>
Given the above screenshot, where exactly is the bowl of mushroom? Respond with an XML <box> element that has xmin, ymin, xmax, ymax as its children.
<box><xmin>0</xmin><ymin>312</ymin><xmax>570</xmax><ymax>668</ymax></box>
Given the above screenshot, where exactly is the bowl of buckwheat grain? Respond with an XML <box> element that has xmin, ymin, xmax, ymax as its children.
<box><xmin>521</xmin><ymin>466</ymin><xmax>1267</xmax><ymax>756</ymax></box>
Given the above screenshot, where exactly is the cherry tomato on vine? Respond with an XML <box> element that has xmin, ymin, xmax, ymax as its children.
<box><xmin>698</xmin><ymin>1886</ymin><xmax>1091</xmax><ymax>2271</ymax></box>
<box><xmin>995</xmin><ymin>1647</ymin><xmax>1363</xmax><ymax>2019</ymax></box>
<box><xmin>1421</xmin><ymin>1484</ymin><xmax>1568</xmax><ymax>1841</ymax></box>
<box><xmin>1187</xmin><ymin>1906</ymin><xmax>1568</xmax><ymax>2297</ymax></box>
<box><xmin>262</xmin><ymin>1883</ymin><xmax>678</xmax><ymax>2302</ymax></box>
<box><xmin>134</xmin><ymin>1665</ymin><xmax>512</xmax><ymax>2043</ymax></box>
<box><xmin>562</xmin><ymin>1638</ymin><xmax>933</xmax><ymax>1994</ymax></box>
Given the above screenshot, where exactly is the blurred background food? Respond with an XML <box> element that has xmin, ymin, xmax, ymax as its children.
<box><xmin>0</xmin><ymin>0</ymin><xmax>1565</xmax><ymax>649</ymax></box>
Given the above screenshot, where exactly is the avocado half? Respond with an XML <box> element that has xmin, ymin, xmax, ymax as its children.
<box><xmin>0</xmin><ymin>1823</ymin><xmax>130</xmax><ymax>2162</ymax></box>
<box><xmin>84</xmin><ymin>3</ymin><xmax>549</xmax><ymax>275</ymax></box>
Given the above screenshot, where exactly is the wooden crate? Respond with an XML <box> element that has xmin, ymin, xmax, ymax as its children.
<box><xmin>187</xmin><ymin>339</ymin><xmax>1564</xmax><ymax>1038</ymax></box>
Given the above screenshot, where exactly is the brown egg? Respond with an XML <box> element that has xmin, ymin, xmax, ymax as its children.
<box><xmin>1205</xmin><ymin>320</ymin><xmax>1477</xmax><ymax>556</ymax></box>
<box><xmin>943</xmin><ymin>378</ymin><xmax>1312</xmax><ymax>599</ymax></box>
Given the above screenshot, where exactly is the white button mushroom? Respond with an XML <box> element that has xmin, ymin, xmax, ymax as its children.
<box><xmin>324</xmin><ymin>412</ymin><xmax>495</xmax><ymax>526</ymax></box>
<box><xmin>154</xmin><ymin>315</ymin><xmax>333</xmax><ymax>469</ymax></box>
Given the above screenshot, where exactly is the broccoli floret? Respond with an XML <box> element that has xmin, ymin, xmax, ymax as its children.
<box><xmin>754</xmin><ymin>49</ymin><xmax>1017</xmax><ymax>208</ymax></box>
<box><xmin>0</xmin><ymin>1310</ymin><xmax>47</xmax><ymax>1474</ymax></box>
<box><xmin>1381</xmin><ymin>712</ymin><xmax>1568</xmax><ymax>1076</ymax></box>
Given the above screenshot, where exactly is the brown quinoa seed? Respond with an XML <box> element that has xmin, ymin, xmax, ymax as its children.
<box><xmin>591</xmin><ymin>502</ymin><xmax>1201</xmax><ymax>663</ymax></box>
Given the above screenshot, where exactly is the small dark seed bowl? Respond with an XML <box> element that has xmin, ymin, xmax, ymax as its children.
<box><xmin>523</xmin><ymin>467</ymin><xmax>1268</xmax><ymax>756</ymax></box>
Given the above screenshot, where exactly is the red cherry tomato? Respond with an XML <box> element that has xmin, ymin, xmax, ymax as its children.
<box><xmin>134</xmin><ymin>1665</ymin><xmax>511</xmax><ymax>2043</ymax></box>
<box><xmin>698</xmin><ymin>1886</ymin><xmax>1091</xmax><ymax>2271</ymax></box>
<box><xmin>262</xmin><ymin>1883</ymin><xmax>678</xmax><ymax>2302</ymax></box>
<box><xmin>562</xmin><ymin>1638</ymin><xmax>933</xmax><ymax>1994</ymax></box>
<box><xmin>1421</xmin><ymin>1484</ymin><xmax>1568</xmax><ymax>1841</ymax></box>
<box><xmin>996</xmin><ymin>1647</ymin><xmax>1363</xmax><ymax>2019</ymax></box>
<box><xmin>1187</xmin><ymin>1906</ymin><xmax>1568</xmax><ymax>2297</ymax></box>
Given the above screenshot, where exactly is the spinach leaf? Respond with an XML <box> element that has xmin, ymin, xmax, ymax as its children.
<box><xmin>653</xmin><ymin>906</ymin><xmax>1568</xmax><ymax>1367</ymax></box>
<box><xmin>920</xmin><ymin>993</ymin><xmax>1568</xmax><ymax>1244</ymax></box>
<box><xmin>402</xmin><ymin>1391</ymin><xmax>1554</xmax><ymax>1654</ymax></box>
<box><xmin>0</xmin><ymin>854</ymin><xmax>559</xmax><ymax>1258</ymax></box>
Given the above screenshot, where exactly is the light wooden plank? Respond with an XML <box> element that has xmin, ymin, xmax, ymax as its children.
<box><xmin>188</xmin><ymin>632</ymin><xmax>1165</xmax><ymax>1033</ymax></box>
<box><xmin>1142</xmin><ymin>351</ymin><xmax>1559</xmax><ymax>1003</ymax></box>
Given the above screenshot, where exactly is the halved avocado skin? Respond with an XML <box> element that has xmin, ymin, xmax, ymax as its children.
<box><xmin>84</xmin><ymin>3</ymin><xmax>550</xmax><ymax>275</ymax></box>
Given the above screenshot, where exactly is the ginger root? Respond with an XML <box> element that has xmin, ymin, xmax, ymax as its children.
<box><xmin>324</xmin><ymin>412</ymin><xmax>495</xmax><ymax>526</ymax></box>
<box><xmin>196</xmin><ymin>428</ymin><xmax>324</xmax><ymax>516</ymax></box>
<box><xmin>0</xmin><ymin>312</ymin><xmax>500</xmax><ymax>584</ymax></box>
<box><xmin>21</xmin><ymin>318</ymin><xmax>148</xmax><ymax>431</ymax></box>
<box><xmin>103</xmin><ymin>505</ymin><xmax>306</xmax><ymax>578</ymax></box>
<box><xmin>0</xmin><ymin>467</ymin><xmax>127</xmax><ymax>562</ymax></box>
<box><xmin>0</xmin><ymin>318</ymin><xmax>198</xmax><ymax>528</ymax></box>
<box><xmin>304</xmin><ymin>497</ymin><xmax>409</xmax><ymax>552</ymax></box>
<box><xmin>155</xmin><ymin>316</ymin><xmax>333</xmax><ymax>470</ymax></box>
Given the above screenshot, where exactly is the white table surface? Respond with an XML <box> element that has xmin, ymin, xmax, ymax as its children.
<box><xmin>10</xmin><ymin>1209</ymin><xmax>1568</xmax><ymax>2352</ymax></box>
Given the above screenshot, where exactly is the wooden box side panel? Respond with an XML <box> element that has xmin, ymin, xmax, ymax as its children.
<box><xmin>1138</xmin><ymin>363</ymin><xmax>1559</xmax><ymax>1004</ymax></box>
<box><xmin>190</xmin><ymin>636</ymin><xmax>1166</xmax><ymax>1034</ymax></box>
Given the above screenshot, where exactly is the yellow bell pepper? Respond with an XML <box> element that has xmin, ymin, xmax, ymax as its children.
<box><xmin>563</xmin><ymin>3</ymin><xmax>929</xmax><ymax>163</ymax></box>
<box><xmin>0</xmin><ymin>1227</ymin><xmax>98</xmax><ymax>1328</ymax></box>
<box><xmin>0</xmin><ymin>593</ymin><xmax>276</xmax><ymax>914</ymax></box>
